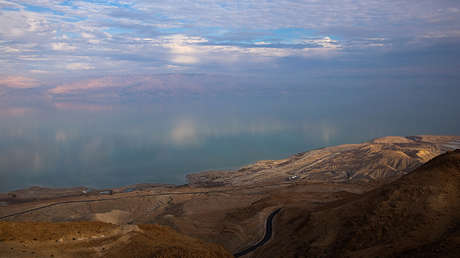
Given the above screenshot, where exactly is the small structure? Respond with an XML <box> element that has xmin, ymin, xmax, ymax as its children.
<box><xmin>288</xmin><ymin>175</ymin><xmax>299</xmax><ymax>181</ymax></box>
<box><xmin>8</xmin><ymin>193</ymin><xmax>17</xmax><ymax>198</ymax></box>
<box><xmin>99</xmin><ymin>190</ymin><xmax>113</xmax><ymax>195</ymax></box>
<box><xmin>122</xmin><ymin>188</ymin><xmax>135</xmax><ymax>193</ymax></box>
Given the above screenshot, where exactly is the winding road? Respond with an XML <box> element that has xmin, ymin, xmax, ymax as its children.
<box><xmin>1</xmin><ymin>185</ymin><xmax>283</xmax><ymax>257</ymax></box>
<box><xmin>1</xmin><ymin>189</ymin><xmax>283</xmax><ymax>257</ymax></box>
<box><xmin>0</xmin><ymin>183</ymin><xmax>293</xmax><ymax>220</ymax></box>
<box><xmin>234</xmin><ymin>208</ymin><xmax>282</xmax><ymax>257</ymax></box>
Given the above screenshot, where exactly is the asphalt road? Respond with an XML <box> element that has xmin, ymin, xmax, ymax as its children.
<box><xmin>1</xmin><ymin>189</ymin><xmax>283</xmax><ymax>257</ymax></box>
<box><xmin>0</xmin><ymin>183</ymin><xmax>294</xmax><ymax>220</ymax></box>
<box><xmin>234</xmin><ymin>208</ymin><xmax>282</xmax><ymax>257</ymax></box>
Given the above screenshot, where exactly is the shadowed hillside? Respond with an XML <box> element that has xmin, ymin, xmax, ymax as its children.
<box><xmin>256</xmin><ymin>150</ymin><xmax>460</xmax><ymax>257</ymax></box>
<box><xmin>0</xmin><ymin>221</ymin><xmax>232</xmax><ymax>258</ymax></box>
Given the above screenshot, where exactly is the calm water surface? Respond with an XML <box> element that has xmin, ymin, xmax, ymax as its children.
<box><xmin>1</xmin><ymin>86</ymin><xmax>459</xmax><ymax>192</ymax></box>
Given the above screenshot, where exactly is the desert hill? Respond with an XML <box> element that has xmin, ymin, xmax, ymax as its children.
<box><xmin>187</xmin><ymin>135</ymin><xmax>460</xmax><ymax>187</ymax></box>
<box><xmin>0</xmin><ymin>221</ymin><xmax>232</xmax><ymax>258</ymax></box>
<box><xmin>1</xmin><ymin>135</ymin><xmax>459</xmax><ymax>257</ymax></box>
<box><xmin>255</xmin><ymin>150</ymin><xmax>460</xmax><ymax>257</ymax></box>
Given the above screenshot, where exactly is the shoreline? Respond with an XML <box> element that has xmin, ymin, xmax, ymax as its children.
<box><xmin>2</xmin><ymin>134</ymin><xmax>459</xmax><ymax>203</ymax></box>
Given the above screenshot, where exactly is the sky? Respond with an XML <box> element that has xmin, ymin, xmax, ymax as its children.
<box><xmin>0</xmin><ymin>0</ymin><xmax>460</xmax><ymax>97</ymax></box>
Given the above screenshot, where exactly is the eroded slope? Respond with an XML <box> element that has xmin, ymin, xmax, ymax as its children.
<box><xmin>256</xmin><ymin>150</ymin><xmax>460</xmax><ymax>257</ymax></box>
<box><xmin>187</xmin><ymin>135</ymin><xmax>460</xmax><ymax>186</ymax></box>
<box><xmin>0</xmin><ymin>221</ymin><xmax>232</xmax><ymax>258</ymax></box>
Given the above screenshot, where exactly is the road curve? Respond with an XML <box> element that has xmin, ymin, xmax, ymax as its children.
<box><xmin>234</xmin><ymin>208</ymin><xmax>282</xmax><ymax>257</ymax></box>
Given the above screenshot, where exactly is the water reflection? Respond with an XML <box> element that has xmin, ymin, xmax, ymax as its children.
<box><xmin>170</xmin><ymin>119</ymin><xmax>200</xmax><ymax>146</ymax></box>
<box><xmin>0</xmin><ymin>102</ymin><xmax>344</xmax><ymax>192</ymax></box>
<box><xmin>1</xmin><ymin>84</ymin><xmax>459</xmax><ymax>192</ymax></box>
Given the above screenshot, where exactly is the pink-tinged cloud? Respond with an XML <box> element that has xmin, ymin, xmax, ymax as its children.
<box><xmin>49</xmin><ymin>77</ymin><xmax>127</xmax><ymax>94</ymax></box>
<box><xmin>0</xmin><ymin>76</ymin><xmax>40</xmax><ymax>89</ymax></box>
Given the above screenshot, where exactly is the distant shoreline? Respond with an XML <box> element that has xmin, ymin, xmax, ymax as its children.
<box><xmin>2</xmin><ymin>135</ymin><xmax>459</xmax><ymax>198</ymax></box>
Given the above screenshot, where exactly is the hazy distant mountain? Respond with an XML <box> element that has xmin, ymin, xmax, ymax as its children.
<box><xmin>255</xmin><ymin>149</ymin><xmax>460</xmax><ymax>257</ymax></box>
<box><xmin>0</xmin><ymin>74</ymin><xmax>251</xmax><ymax>107</ymax></box>
<box><xmin>47</xmin><ymin>74</ymin><xmax>245</xmax><ymax>101</ymax></box>
<box><xmin>187</xmin><ymin>135</ymin><xmax>460</xmax><ymax>186</ymax></box>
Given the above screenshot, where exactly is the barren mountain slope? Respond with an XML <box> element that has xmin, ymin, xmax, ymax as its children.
<box><xmin>1</xmin><ymin>135</ymin><xmax>459</xmax><ymax>256</ymax></box>
<box><xmin>0</xmin><ymin>181</ymin><xmax>366</xmax><ymax>254</ymax></box>
<box><xmin>187</xmin><ymin>135</ymin><xmax>460</xmax><ymax>186</ymax></box>
<box><xmin>0</xmin><ymin>221</ymin><xmax>232</xmax><ymax>258</ymax></box>
<box><xmin>255</xmin><ymin>149</ymin><xmax>460</xmax><ymax>258</ymax></box>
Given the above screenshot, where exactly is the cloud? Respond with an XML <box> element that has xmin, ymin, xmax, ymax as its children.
<box><xmin>65</xmin><ymin>63</ymin><xmax>94</xmax><ymax>70</ymax></box>
<box><xmin>29</xmin><ymin>69</ymin><xmax>49</xmax><ymax>74</ymax></box>
<box><xmin>0</xmin><ymin>0</ymin><xmax>458</xmax><ymax>83</ymax></box>
<box><xmin>171</xmin><ymin>55</ymin><xmax>199</xmax><ymax>64</ymax></box>
<box><xmin>159</xmin><ymin>34</ymin><xmax>341</xmax><ymax>67</ymax></box>
<box><xmin>0</xmin><ymin>76</ymin><xmax>40</xmax><ymax>88</ymax></box>
<box><xmin>49</xmin><ymin>77</ymin><xmax>124</xmax><ymax>94</ymax></box>
<box><xmin>51</xmin><ymin>42</ymin><xmax>76</xmax><ymax>51</ymax></box>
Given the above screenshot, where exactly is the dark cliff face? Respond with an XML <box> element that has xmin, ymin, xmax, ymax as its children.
<box><xmin>256</xmin><ymin>150</ymin><xmax>460</xmax><ymax>258</ymax></box>
<box><xmin>186</xmin><ymin>135</ymin><xmax>460</xmax><ymax>187</ymax></box>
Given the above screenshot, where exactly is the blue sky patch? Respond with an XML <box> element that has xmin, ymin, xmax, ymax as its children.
<box><xmin>23</xmin><ymin>4</ymin><xmax>64</xmax><ymax>15</ymax></box>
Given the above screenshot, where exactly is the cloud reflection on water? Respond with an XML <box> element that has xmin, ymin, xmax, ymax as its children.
<box><xmin>0</xmin><ymin>81</ymin><xmax>459</xmax><ymax>192</ymax></box>
<box><xmin>0</xmin><ymin>103</ymin><xmax>344</xmax><ymax>191</ymax></box>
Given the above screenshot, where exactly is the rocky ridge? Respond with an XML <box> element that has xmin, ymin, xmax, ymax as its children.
<box><xmin>187</xmin><ymin>135</ymin><xmax>460</xmax><ymax>187</ymax></box>
<box><xmin>255</xmin><ymin>149</ymin><xmax>460</xmax><ymax>257</ymax></box>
